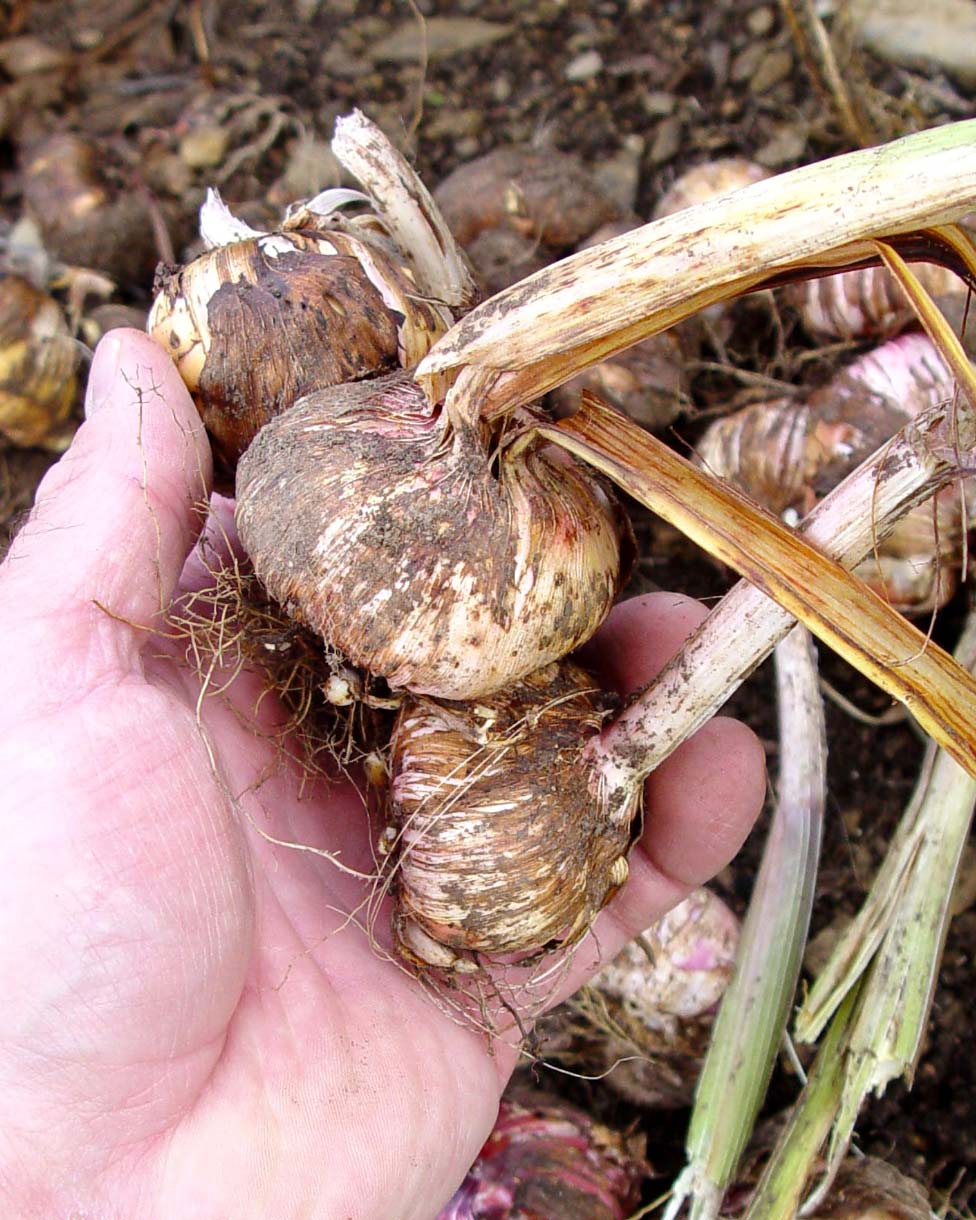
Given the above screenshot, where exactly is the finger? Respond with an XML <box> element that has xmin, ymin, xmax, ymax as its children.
<box><xmin>582</xmin><ymin>590</ymin><xmax>714</xmax><ymax>695</ymax></box>
<box><xmin>0</xmin><ymin>330</ymin><xmax>211</xmax><ymax>673</ymax></box>
<box><xmin>175</xmin><ymin>492</ymin><xmax>246</xmax><ymax>597</ymax></box>
<box><xmin>609</xmin><ymin>713</ymin><xmax>767</xmax><ymax>932</ymax></box>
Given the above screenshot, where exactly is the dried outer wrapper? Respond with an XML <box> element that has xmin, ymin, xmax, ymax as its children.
<box><xmin>436</xmin><ymin>1095</ymin><xmax>647</xmax><ymax>1220</ymax></box>
<box><xmin>236</xmin><ymin>371</ymin><xmax>633</xmax><ymax>701</ymax></box>
<box><xmin>389</xmin><ymin>659</ymin><xmax>638</xmax><ymax>968</ymax></box>
<box><xmin>149</xmin><ymin>225</ymin><xmax>452</xmax><ymax>477</ymax></box>
<box><xmin>534</xmin><ymin>888</ymin><xmax>739</xmax><ymax>1108</ymax></box>
<box><xmin>0</xmin><ymin>273</ymin><xmax>79</xmax><ymax>449</ymax></box>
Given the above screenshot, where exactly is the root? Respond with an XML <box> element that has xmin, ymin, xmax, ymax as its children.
<box><xmin>165</xmin><ymin>538</ymin><xmax>396</xmax><ymax>790</ymax></box>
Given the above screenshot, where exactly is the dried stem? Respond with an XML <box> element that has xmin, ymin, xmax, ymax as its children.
<box><xmin>418</xmin><ymin>120</ymin><xmax>976</xmax><ymax>416</ymax></box>
<box><xmin>331</xmin><ymin>110</ymin><xmax>476</xmax><ymax>311</ymax></box>
<box><xmin>574</xmin><ymin>391</ymin><xmax>976</xmax><ymax>794</ymax></box>
<box><xmin>743</xmin><ymin>608</ymin><xmax>976</xmax><ymax>1219</ymax></box>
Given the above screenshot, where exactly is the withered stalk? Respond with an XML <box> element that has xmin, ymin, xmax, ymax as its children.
<box><xmin>540</xmin><ymin>388</ymin><xmax>976</xmax><ymax>791</ymax></box>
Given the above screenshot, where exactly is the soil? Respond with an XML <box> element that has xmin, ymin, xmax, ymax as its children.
<box><xmin>2</xmin><ymin>0</ymin><xmax>975</xmax><ymax>1213</ymax></box>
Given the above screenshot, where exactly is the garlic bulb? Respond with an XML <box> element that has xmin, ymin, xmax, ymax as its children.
<box><xmin>235</xmin><ymin>371</ymin><xmax>632</xmax><ymax>702</ymax></box>
<box><xmin>697</xmin><ymin>333</ymin><xmax>971</xmax><ymax>613</ymax></box>
<box><xmin>437</xmin><ymin>1095</ymin><xmax>647</xmax><ymax>1220</ymax></box>
<box><xmin>0</xmin><ymin>274</ymin><xmax>79</xmax><ymax>450</ymax></box>
<box><xmin>653</xmin><ymin>157</ymin><xmax>771</xmax><ymax>219</ymax></box>
<box><xmin>787</xmin><ymin>261</ymin><xmax>965</xmax><ymax>341</ymax></box>
<box><xmin>434</xmin><ymin>145</ymin><xmax>622</xmax><ymax>293</ymax></box>
<box><xmin>149</xmin><ymin>192</ymin><xmax>454</xmax><ymax>477</ymax></box>
<box><xmin>535</xmin><ymin>888</ymin><xmax>740</xmax><ymax>1108</ymax></box>
<box><xmin>387</xmin><ymin>658</ymin><xmax>637</xmax><ymax>969</ymax></box>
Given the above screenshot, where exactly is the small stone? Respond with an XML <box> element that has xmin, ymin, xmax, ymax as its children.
<box><xmin>747</xmin><ymin>6</ymin><xmax>775</xmax><ymax>36</ymax></box>
<box><xmin>730</xmin><ymin>41</ymin><xmax>765</xmax><ymax>83</ymax></box>
<box><xmin>749</xmin><ymin>47</ymin><xmax>794</xmax><ymax>94</ymax></box>
<box><xmin>642</xmin><ymin>90</ymin><xmax>677</xmax><ymax>117</ymax></box>
<box><xmin>179</xmin><ymin>124</ymin><xmax>230</xmax><ymax>171</ymax></box>
<box><xmin>756</xmin><ymin>121</ymin><xmax>809</xmax><ymax>167</ymax></box>
<box><xmin>565</xmin><ymin>49</ymin><xmax>603</xmax><ymax>82</ymax></box>
<box><xmin>850</xmin><ymin>0</ymin><xmax>976</xmax><ymax>87</ymax></box>
<box><xmin>491</xmin><ymin>75</ymin><xmax>512</xmax><ymax>102</ymax></box>
<box><xmin>0</xmin><ymin>37</ymin><xmax>69</xmax><ymax>77</ymax></box>
<box><xmin>650</xmin><ymin>115</ymin><xmax>683</xmax><ymax>165</ymax></box>
<box><xmin>368</xmin><ymin>16</ymin><xmax>513</xmax><ymax>62</ymax></box>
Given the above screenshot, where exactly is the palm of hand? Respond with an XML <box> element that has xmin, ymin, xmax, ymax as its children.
<box><xmin>0</xmin><ymin>333</ymin><xmax>764</xmax><ymax>1220</ymax></box>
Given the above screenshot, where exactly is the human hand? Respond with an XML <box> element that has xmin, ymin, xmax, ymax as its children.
<box><xmin>0</xmin><ymin>330</ymin><xmax>765</xmax><ymax>1219</ymax></box>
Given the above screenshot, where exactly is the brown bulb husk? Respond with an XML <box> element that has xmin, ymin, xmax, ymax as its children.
<box><xmin>0</xmin><ymin>274</ymin><xmax>79</xmax><ymax>450</ymax></box>
<box><xmin>21</xmin><ymin>133</ymin><xmax>158</xmax><ymax>286</ymax></box>
<box><xmin>235</xmin><ymin>371</ymin><xmax>632</xmax><ymax>702</ymax></box>
<box><xmin>149</xmin><ymin>222</ymin><xmax>453</xmax><ymax>479</ymax></box>
<box><xmin>387</xmin><ymin>658</ymin><xmax>638</xmax><ymax>969</ymax></box>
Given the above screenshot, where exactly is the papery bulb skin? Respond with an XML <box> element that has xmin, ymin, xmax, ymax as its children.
<box><xmin>388</xmin><ymin>659</ymin><xmax>637</xmax><ymax>967</ymax></box>
<box><xmin>235</xmin><ymin>371</ymin><xmax>632</xmax><ymax>701</ymax></box>
<box><xmin>436</xmin><ymin>1096</ymin><xmax>647</xmax><ymax>1220</ymax></box>
<box><xmin>0</xmin><ymin>274</ymin><xmax>79</xmax><ymax>450</ymax></box>
<box><xmin>695</xmin><ymin>397</ymin><xmax>816</xmax><ymax>516</ymax></box>
<box><xmin>149</xmin><ymin>224</ymin><xmax>452</xmax><ymax>479</ymax></box>
<box><xmin>535</xmin><ymin>888</ymin><xmax>740</xmax><ymax>1108</ymax></box>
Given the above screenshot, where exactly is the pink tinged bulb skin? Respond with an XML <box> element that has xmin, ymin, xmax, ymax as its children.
<box><xmin>435</xmin><ymin>1098</ymin><xmax>647</xmax><ymax>1220</ymax></box>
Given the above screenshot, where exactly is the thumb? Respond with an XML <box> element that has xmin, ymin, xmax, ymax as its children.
<box><xmin>0</xmin><ymin>329</ymin><xmax>212</xmax><ymax>676</ymax></box>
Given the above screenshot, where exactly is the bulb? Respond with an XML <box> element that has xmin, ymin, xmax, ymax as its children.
<box><xmin>148</xmin><ymin>192</ymin><xmax>454</xmax><ymax>479</ymax></box>
<box><xmin>434</xmin><ymin>145</ymin><xmax>622</xmax><ymax>292</ymax></box>
<box><xmin>386</xmin><ymin>658</ymin><xmax>637</xmax><ymax>968</ymax></box>
<box><xmin>536</xmin><ymin>888</ymin><xmax>740</xmax><ymax>1108</ymax></box>
<box><xmin>653</xmin><ymin>157</ymin><xmax>771</xmax><ymax>219</ymax></box>
<box><xmin>0</xmin><ymin>274</ymin><xmax>79</xmax><ymax>450</ymax></box>
<box><xmin>436</xmin><ymin>1095</ymin><xmax>647</xmax><ymax>1220</ymax></box>
<box><xmin>22</xmin><ymin>133</ymin><xmax>158</xmax><ymax>287</ymax></box>
<box><xmin>235</xmin><ymin>371</ymin><xmax>633</xmax><ymax>702</ymax></box>
<box><xmin>697</xmin><ymin>334</ymin><xmax>971</xmax><ymax>614</ymax></box>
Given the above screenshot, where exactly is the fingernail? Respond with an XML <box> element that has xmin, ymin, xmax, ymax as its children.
<box><xmin>84</xmin><ymin>332</ymin><xmax>125</xmax><ymax>419</ymax></box>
